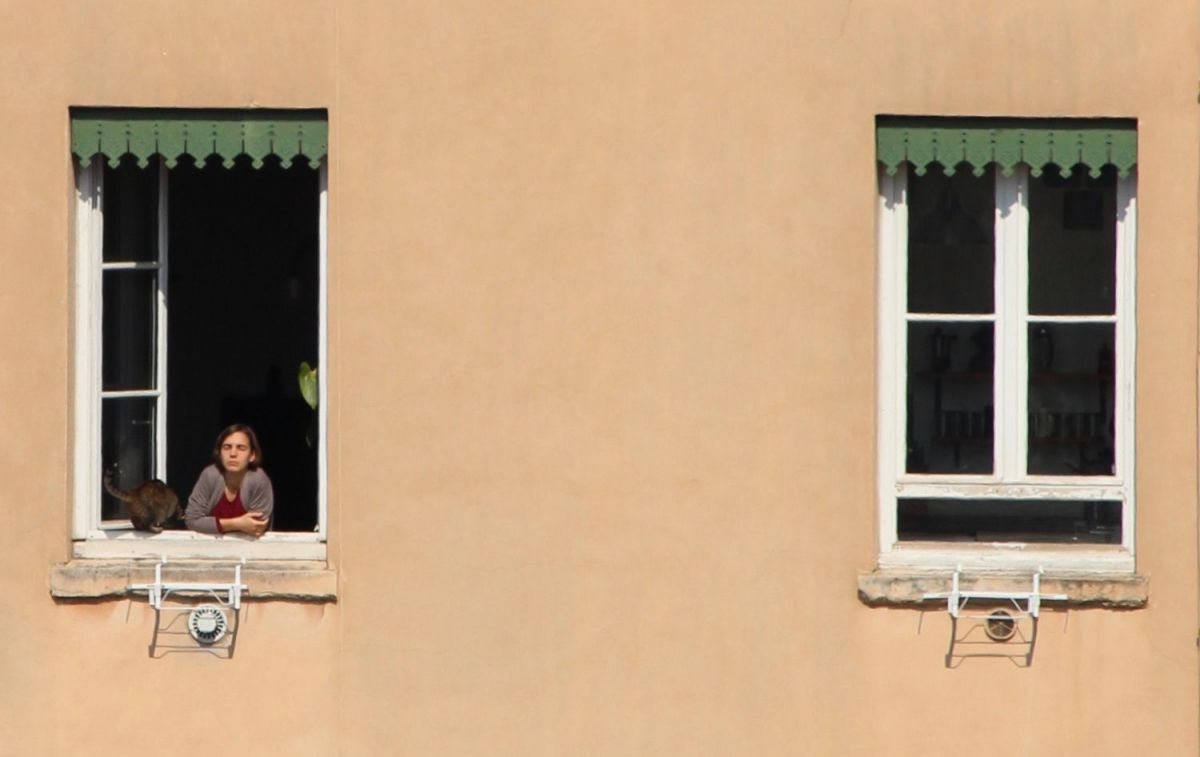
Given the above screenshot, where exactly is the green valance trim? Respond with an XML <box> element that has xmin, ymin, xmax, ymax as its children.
<box><xmin>877</xmin><ymin>116</ymin><xmax>1136</xmax><ymax>178</ymax></box>
<box><xmin>71</xmin><ymin>108</ymin><xmax>328</xmax><ymax>169</ymax></box>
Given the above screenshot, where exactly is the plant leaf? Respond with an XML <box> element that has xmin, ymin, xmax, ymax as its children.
<box><xmin>298</xmin><ymin>361</ymin><xmax>319</xmax><ymax>410</ymax></box>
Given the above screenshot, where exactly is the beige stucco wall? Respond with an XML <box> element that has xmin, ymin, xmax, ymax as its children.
<box><xmin>0</xmin><ymin>1</ymin><xmax>1196</xmax><ymax>755</ymax></box>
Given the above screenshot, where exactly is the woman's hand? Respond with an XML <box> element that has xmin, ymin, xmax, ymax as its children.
<box><xmin>221</xmin><ymin>512</ymin><xmax>269</xmax><ymax>537</ymax></box>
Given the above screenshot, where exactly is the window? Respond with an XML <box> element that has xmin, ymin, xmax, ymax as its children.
<box><xmin>71</xmin><ymin>109</ymin><xmax>328</xmax><ymax>559</ymax></box>
<box><xmin>876</xmin><ymin>117</ymin><xmax>1136</xmax><ymax>571</ymax></box>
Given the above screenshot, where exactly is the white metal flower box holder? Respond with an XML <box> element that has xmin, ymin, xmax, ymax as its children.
<box><xmin>129</xmin><ymin>556</ymin><xmax>248</xmax><ymax>650</ymax></box>
<box><xmin>922</xmin><ymin>568</ymin><xmax>1068</xmax><ymax>666</ymax></box>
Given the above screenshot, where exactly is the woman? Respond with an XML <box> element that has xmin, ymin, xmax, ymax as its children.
<box><xmin>185</xmin><ymin>423</ymin><xmax>273</xmax><ymax>536</ymax></box>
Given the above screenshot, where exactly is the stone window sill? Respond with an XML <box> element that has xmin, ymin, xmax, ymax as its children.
<box><xmin>857</xmin><ymin>568</ymin><xmax>1147</xmax><ymax>609</ymax></box>
<box><xmin>49</xmin><ymin>559</ymin><xmax>337</xmax><ymax>603</ymax></box>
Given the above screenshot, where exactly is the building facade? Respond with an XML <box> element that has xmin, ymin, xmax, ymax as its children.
<box><xmin>2</xmin><ymin>1</ymin><xmax>1197</xmax><ymax>755</ymax></box>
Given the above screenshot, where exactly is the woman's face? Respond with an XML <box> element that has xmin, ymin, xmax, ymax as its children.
<box><xmin>220</xmin><ymin>431</ymin><xmax>256</xmax><ymax>473</ymax></box>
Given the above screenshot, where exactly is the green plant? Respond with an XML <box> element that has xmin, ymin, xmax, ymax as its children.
<box><xmin>298</xmin><ymin>361</ymin><xmax>318</xmax><ymax>410</ymax></box>
<box><xmin>298</xmin><ymin>361</ymin><xmax>319</xmax><ymax>448</ymax></box>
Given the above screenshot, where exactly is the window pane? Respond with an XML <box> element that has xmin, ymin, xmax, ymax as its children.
<box><xmin>907</xmin><ymin>165</ymin><xmax>994</xmax><ymax>314</ymax></box>
<box><xmin>102</xmin><ymin>397</ymin><xmax>157</xmax><ymax>521</ymax></box>
<box><xmin>102</xmin><ymin>158</ymin><xmax>158</xmax><ymax>263</ymax></box>
<box><xmin>102</xmin><ymin>270</ymin><xmax>156</xmax><ymax>390</ymax></box>
<box><xmin>1028</xmin><ymin>165</ymin><xmax>1116</xmax><ymax>315</ymax></box>
<box><xmin>898</xmin><ymin>498</ymin><xmax>1121</xmax><ymax>544</ymax></box>
<box><xmin>1027</xmin><ymin>322</ymin><xmax>1115</xmax><ymax>476</ymax></box>
<box><xmin>906</xmin><ymin>322</ymin><xmax>994</xmax><ymax>474</ymax></box>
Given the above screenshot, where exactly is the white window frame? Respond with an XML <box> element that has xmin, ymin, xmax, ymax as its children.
<box><xmin>876</xmin><ymin>163</ymin><xmax>1136</xmax><ymax>572</ymax></box>
<box><xmin>71</xmin><ymin>159</ymin><xmax>329</xmax><ymax>560</ymax></box>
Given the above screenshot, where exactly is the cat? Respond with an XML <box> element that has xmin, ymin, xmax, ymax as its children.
<box><xmin>102</xmin><ymin>465</ymin><xmax>182</xmax><ymax>533</ymax></box>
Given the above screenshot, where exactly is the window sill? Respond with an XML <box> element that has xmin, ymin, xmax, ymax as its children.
<box><xmin>857</xmin><ymin>567</ymin><xmax>1147</xmax><ymax>608</ymax></box>
<box><xmin>72</xmin><ymin>530</ymin><xmax>325</xmax><ymax>561</ymax></box>
<box><xmin>50</xmin><ymin>559</ymin><xmax>336</xmax><ymax>603</ymax></box>
<box><xmin>877</xmin><ymin>541</ymin><xmax>1134</xmax><ymax>573</ymax></box>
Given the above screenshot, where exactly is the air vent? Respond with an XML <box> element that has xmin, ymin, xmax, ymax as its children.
<box><xmin>188</xmin><ymin>605</ymin><xmax>229</xmax><ymax>645</ymax></box>
<box><xmin>984</xmin><ymin>610</ymin><xmax>1017</xmax><ymax>642</ymax></box>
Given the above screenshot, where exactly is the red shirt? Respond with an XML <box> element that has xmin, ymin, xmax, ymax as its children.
<box><xmin>212</xmin><ymin>491</ymin><xmax>246</xmax><ymax>534</ymax></box>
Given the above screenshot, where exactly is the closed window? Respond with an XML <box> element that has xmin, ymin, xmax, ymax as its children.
<box><xmin>876</xmin><ymin>117</ymin><xmax>1136</xmax><ymax>571</ymax></box>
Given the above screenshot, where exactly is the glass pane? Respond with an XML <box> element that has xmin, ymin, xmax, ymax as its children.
<box><xmin>907</xmin><ymin>165</ymin><xmax>994</xmax><ymax>314</ymax></box>
<box><xmin>1027</xmin><ymin>322</ymin><xmax>1115</xmax><ymax>476</ymax></box>
<box><xmin>102</xmin><ymin>270</ymin><xmax>156</xmax><ymax>390</ymax></box>
<box><xmin>102</xmin><ymin>158</ymin><xmax>159</xmax><ymax>263</ymax></box>
<box><xmin>898</xmin><ymin>498</ymin><xmax>1121</xmax><ymax>544</ymax></box>
<box><xmin>906</xmin><ymin>322</ymin><xmax>994</xmax><ymax>474</ymax></box>
<box><xmin>102</xmin><ymin>397</ymin><xmax>157</xmax><ymax>521</ymax></box>
<box><xmin>1029</xmin><ymin>165</ymin><xmax>1116</xmax><ymax>315</ymax></box>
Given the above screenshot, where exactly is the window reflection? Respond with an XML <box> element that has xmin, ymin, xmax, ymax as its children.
<box><xmin>907</xmin><ymin>322</ymin><xmax>994</xmax><ymax>474</ymax></box>
<box><xmin>1028</xmin><ymin>165</ymin><xmax>1116</xmax><ymax>316</ymax></box>
<box><xmin>898</xmin><ymin>498</ymin><xmax>1121</xmax><ymax>544</ymax></box>
<box><xmin>1027</xmin><ymin>322</ymin><xmax>1115</xmax><ymax>476</ymax></box>
<box><xmin>907</xmin><ymin>164</ymin><xmax>995</xmax><ymax>314</ymax></box>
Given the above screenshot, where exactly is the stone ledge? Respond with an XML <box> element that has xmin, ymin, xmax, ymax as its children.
<box><xmin>50</xmin><ymin>559</ymin><xmax>337</xmax><ymax>602</ymax></box>
<box><xmin>858</xmin><ymin>568</ymin><xmax>1147</xmax><ymax>609</ymax></box>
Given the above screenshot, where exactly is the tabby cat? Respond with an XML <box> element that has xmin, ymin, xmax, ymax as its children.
<box><xmin>102</xmin><ymin>466</ymin><xmax>181</xmax><ymax>533</ymax></box>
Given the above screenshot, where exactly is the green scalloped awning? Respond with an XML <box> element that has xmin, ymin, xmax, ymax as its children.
<box><xmin>877</xmin><ymin>116</ymin><xmax>1136</xmax><ymax>178</ymax></box>
<box><xmin>71</xmin><ymin>108</ymin><xmax>328</xmax><ymax>169</ymax></box>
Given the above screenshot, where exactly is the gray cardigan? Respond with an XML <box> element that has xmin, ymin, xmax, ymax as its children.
<box><xmin>184</xmin><ymin>464</ymin><xmax>274</xmax><ymax>535</ymax></box>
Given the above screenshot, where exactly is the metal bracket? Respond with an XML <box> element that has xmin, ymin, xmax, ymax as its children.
<box><xmin>128</xmin><ymin>556</ymin><xmax>249</xmax><ymax>657</ymax></box>
<box><xmin>923</xmin><ymin>567</ymin><xmax>1067</xmax><ymax>621</ymax></box>
<box><xmin>922</xmin><ymin>567</ymin><xmax>1068</xmax><ymax>667</ymax></box>
<box><xmin>129</xmin><ymin>556</ymin><xmax>248</xmax><ymax>611</ymax></box>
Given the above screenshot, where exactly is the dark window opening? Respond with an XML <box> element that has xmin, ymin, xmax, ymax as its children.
<box><xmin>100</xmin><ymin>155</ymin><xmax>319</xmax><ymax>532</ymax></box>
<box><xmin>898</xmin><ymin>498</ymin><xmax>1121</xmax><ymax>544</ymax></box>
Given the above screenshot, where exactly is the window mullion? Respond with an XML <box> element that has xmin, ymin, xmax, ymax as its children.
<box><xmin>317</xmin><ymin>162</ymin><xmax>330</xmax><ymax>540</ymax></box>
<box><xmin>100</xmin><ymin>261</ymin><xmax>159</xmax><ymax>272</ymax></box>
<box><xmin>877</xmin><ymin>165</ymin><xmax>907</xmax><ymax>553</ymax></box>
<box><xmin>155</xmin><ymin>159</ymin><xmax>169</xmax><ymax>481</ymax></box>
<box><xmin>994</xmin><ymin>167</ymin><xmax>1029</xmax><ymax>481</ymax></box>
<box><xmin>72</xmin><ymin>162</ymin><xmax>104</xmax><ymax>538</ymax></box>
<box><xmin>1115</xmin><ymin>171</ymin><xmax>1137</xmax><ymax>553</ymax></box>
<box><xmin>100</xmin><ymin>389</ymin><xmax>162</xmax><ymax>399</ymax></box>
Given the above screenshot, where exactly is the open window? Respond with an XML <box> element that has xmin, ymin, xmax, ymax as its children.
<box><xmin>71</xmin><ymin>109</ymin><xmax>328</xmax><ymax>559</ymax></box>
<box><xmin>875</xmin><ymin>117</ymin><xmax>1137</xmax><ymax>572</ymax></box>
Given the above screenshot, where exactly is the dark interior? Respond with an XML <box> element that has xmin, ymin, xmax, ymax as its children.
<box><xmin>165</xmin><ymin>155</ymin><xmax>320</xmax><ymax>532</ymax></box>
<box><xmin>898</xmin><ymin>498</ymin><xmax>1121</xmax><ymax>544</ymax></box>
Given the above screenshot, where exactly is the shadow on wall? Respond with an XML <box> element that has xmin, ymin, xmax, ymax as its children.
<box><xmin>140</xmin><ymin>602</ymin><xmax>242</xmax><ymax>660</ymax></box>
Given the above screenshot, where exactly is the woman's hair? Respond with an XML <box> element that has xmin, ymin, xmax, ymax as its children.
<box><xmin>211</xmin><ymin>423</ymin><xmax>263</xmax><ymax>471</ymax></box>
